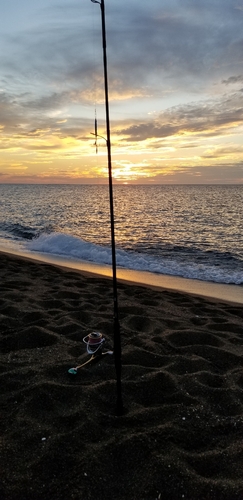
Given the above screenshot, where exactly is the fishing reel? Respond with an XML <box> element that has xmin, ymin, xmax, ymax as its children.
<box><xmin>68</xmin><ymin>331</ymin><xmax>113</xmax><ymax>375</ymax></box>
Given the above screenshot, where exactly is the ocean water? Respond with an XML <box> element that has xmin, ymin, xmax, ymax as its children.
<box><xmin>0</xmin><ymin>184</ymin><xmax>242</xmax><ymax>285</ymax></box>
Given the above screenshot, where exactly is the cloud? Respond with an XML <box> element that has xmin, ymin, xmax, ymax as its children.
<box><xmin>1</xmin><ymin>0</ymin><xmax>243</xmax><ymax>98</ymax></box>
<box><xmin>117</xmin><ymin>91</ymin><xmax>243</xmax><ymax>142</ymax></box>
<box><xmin>202</xmin><ymin>145</ymin><xmax>243</xmax><ymax>159</ymax></box>
<box><xmin>147</xmin><ymin>163</ymin><xmax>243</xmax><ymax>184</ymax></box>
<box><xmin>1</xmin><ymin>1</ymin><xmax>243</xmax><ymax>183</ymax></box>
<box><xmin>22</xmin><ymin>92</ymin><xmax>68</xmax><ymax>112</ymax></box>
<box><xmin>222</xmin><ymin>75</ymin><xmax>243</xmax><ymax>85</ymax></box>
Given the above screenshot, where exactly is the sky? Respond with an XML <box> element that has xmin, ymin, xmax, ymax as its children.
<box><xmin>0</xmin><ymin>0</ymin><xmax>243</xmax><ymax>184</ymax></box>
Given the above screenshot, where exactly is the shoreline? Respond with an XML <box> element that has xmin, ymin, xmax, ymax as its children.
<box><xmin>1</xmin><ymin>249</ymin><xmax>243</xmax><ymax>499</ymax></box>
<box><xmin>0</xmin><ymin>247</ymin><xmax>242</xmax><ymax>305</ymax></box>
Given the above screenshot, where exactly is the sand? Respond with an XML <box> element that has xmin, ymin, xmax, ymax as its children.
<box><xmin>1</xmin><ymin>252</ymin><xmax>243</xmax><ymax>500</ymax></box>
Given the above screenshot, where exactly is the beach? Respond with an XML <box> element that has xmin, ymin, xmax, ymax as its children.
<box><xmin>1</xmin><ymin>251</ymin><xmax>243</xmax><ymax>500</ymax></box>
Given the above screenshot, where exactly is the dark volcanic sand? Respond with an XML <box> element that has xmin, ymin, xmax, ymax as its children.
<box><xmin>1</xmin><ymin>252</ymin><xmax>243</xmax><ymax>500</ymax></box>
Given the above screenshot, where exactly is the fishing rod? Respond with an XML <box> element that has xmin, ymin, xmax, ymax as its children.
<box><xmin>90</xmin><ymin>0</ymin><xmax>123</xmax><ymax>416</ymax></box>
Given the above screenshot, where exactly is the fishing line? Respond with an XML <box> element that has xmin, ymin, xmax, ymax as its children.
<box><xmin>94</xmin><ymin>108</ymin><xmax>98</xmax><ymax>154</ymax></box>
<box><xmin>91</xmin><ymin>5</ymin><xmax>99</xmax><ymax>155</ymax></box>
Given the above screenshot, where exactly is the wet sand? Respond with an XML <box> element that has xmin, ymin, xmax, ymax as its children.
<box><xmin>1</xmin><ymin>251</ymin><xmax>243</xmax><ymax>500</ymax></box>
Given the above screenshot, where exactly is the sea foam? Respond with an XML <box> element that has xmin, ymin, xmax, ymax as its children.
<box><xmin>26</xmin><ymin>232</ymin><xmax>243</xmax><ymax>285</ymax></box>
